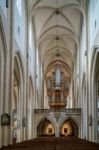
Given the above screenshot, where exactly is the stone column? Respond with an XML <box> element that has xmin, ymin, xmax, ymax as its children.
<box><xmin>2</xmin><ymin>0</ymin><xmax>14</xmax><ymax>146</ymax></box>
<box><xmin>56</xmin><ymin>126</ymin><xmax>60</xmax><ymax>137</ymax></box>
<box><xmin>85</xmin><ymin>1</ymin><xmax>90</xmax><ymax>140</ymax></box>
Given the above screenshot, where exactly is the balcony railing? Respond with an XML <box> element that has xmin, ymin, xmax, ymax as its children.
<box><xmin>34</xmin><ymin>108</ymin><xmax>81</xmax><ymax>114</ymax></box>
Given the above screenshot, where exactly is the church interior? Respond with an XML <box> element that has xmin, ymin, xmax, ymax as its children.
<box><xmin>0</xmin><ymin>0</ymin><xmax>99</xmax><ymax>149</ymax></box>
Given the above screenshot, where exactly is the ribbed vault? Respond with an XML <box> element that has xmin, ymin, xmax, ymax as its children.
<box><xmin>29</xmin><ymin>0</ymin><xmax>86</xmax><ymax>76</ymax></box>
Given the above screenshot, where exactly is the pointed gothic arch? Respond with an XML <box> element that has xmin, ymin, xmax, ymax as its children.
<box><xmin>12</xmin><ymin>51</ymin><xmax>24</xmax><ymax>142</ymax></box>
<box><xmin>59</xmin><ymin>117</ymin><xmax>79</xmax><ymax>137</ymax></box>
<box><xmin>90</xmin><ymin>46</ymin><xmax>99</xmax><ymax>142</ymax></box>
<box><xmin>37</xmin><ymin>117</ymin><xmax>55</xmax><ymax>137</ymax></box>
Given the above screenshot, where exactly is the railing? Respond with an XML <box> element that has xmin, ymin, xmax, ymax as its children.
<box><xmin>34</xmin><ymin>108</ymin><xmax>81</xmax><ymax>114</ymax></box>
<box><xmin>34</xmin><ymin>109</ymin><xmax>50</xmax><ymax>114</ymax></box>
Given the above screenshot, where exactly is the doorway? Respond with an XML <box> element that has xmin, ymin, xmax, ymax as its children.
<box><xmin>60</xmin><ymin>118</ymin><xmax>78</xmax><ymax>137</ymax></box>
<box><xmin>37</xmin><ymin>118</ymin><xmax>55</xmax><ymax>137</ymax></box>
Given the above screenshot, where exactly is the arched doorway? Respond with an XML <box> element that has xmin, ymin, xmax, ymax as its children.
<box><xmin>60</xmin><ymin>118</ymin><xmax>78</xmax><ymax>137</ymax></box>
<box><xmin>37</xmin><ymin>118</ymin><xmax>55</xmax><ymax>137</ymax></box>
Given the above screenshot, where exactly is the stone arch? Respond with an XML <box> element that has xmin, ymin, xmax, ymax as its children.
<box><xmin>90</xmin><ymin>46</ymin><xmax>99</xmax><ymax>142</ymax></box>
<box><xmin>14</xmin><ymin>51</ymin><xmax>25</xmax><ymax>79</ymax></box>
<box><xmin>37</xmin><ymin>117</ymin><xmax>56</xmax><ymax>137</ymax></box>
<box><xmin>90</xmin><ymin>46</ymin><xmax>99</xmax><ymax>77</ymax></box>
<box><xmin>59</xmin><ymin>117</ymin><xmax>79</xmax><ymax>137</ymax></box>
<box><xmin>12</xmin><ymin>52</ymin><xmax>24</xmax><ymax>142</ymax></box>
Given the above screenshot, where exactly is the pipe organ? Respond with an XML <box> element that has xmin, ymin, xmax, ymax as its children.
<box><xmin>46</xmin><ymin>63</ymin><xmax>70</xmax><ymax>109</ymax></box>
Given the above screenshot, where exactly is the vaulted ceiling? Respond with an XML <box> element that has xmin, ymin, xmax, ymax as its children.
<box><xmin>29</xmin><ymin>0</ymin><xmax>86</xmax><ymax>76</ymax></box>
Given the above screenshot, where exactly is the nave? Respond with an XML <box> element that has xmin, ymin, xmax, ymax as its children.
<box><xmin>0</xmin><ymin>0</ymin><xmax>99</xmax><ymax>148</ymax></box>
